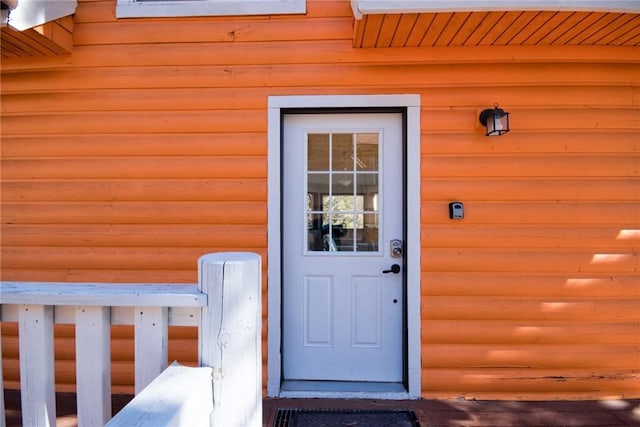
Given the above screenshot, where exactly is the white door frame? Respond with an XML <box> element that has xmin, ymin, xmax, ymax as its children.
<box><xmin>267</xmin><ymin>95</ymin><xmax>421</xmax><ymax>398</ymax></box>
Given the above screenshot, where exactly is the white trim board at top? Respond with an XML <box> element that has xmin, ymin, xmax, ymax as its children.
<box><xmin>351</xmin><ymin>0</ymin><xmax>640</xmax><ymax>19</ymax></box>
<box><xmin>267</xmin><ymin>94</ymin><xmax>422</xmax><ymax>399</ymax></box>
<box><xmin>116</xmin><ymin>0</ymin><xmax>305</xmax><ymax>18</ymax></box>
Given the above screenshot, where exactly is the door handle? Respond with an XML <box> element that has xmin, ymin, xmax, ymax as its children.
<box><xmin>382</xmin><ymin>264</ymin><xmax>401</xmax><ymax>274</ymax></box>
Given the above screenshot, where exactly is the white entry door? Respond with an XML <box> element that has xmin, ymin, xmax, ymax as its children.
<box><xmin>282</xmin><ymin>113</ymin><xmax>404</xmax><ymax>383</ymax></box>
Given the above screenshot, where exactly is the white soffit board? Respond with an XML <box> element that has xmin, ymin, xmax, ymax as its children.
<box><xmin>351</xmin><ymin>1</ymin><xmax>640</xmax><ymax>19</ymax></box>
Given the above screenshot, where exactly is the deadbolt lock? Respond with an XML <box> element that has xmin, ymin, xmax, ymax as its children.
<box><xmin>390</xmin><ymin>239</ymin><xmax>403</xmax><ymax>258</ymax></box>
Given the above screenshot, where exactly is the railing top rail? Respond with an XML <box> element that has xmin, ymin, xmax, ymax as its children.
<box><xmin>0</xmin><ymin>282</ymin><xmax>205</xmax><ymax>307</ymax></box>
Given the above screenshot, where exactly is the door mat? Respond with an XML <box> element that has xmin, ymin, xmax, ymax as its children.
<box><xmin>274</xmin><ymin>408</ymin><xmax>420</xmax><ymax>427</ymax></box>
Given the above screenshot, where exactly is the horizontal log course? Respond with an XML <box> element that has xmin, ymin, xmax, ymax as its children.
<box><xmin>422</xmin><ymin>343</ymin><xmax>639</xmax><ymax>369</ymax></box>
<box><xmin>421</xmin><ymin>367</ymin><xmax>640</xmax><ymax>399</ymax></box>
<box><xmin>422</xmin><ymin>296</ymin><xmax>640</xmax><ymax>322</ymax></box>
<box><xmin>422</xmin><ymin>320</ymin><xmax>640</xmax><ymax>345</ymax></box>
<box><xmin>1</xmin><ymin>201</ymin><xmax>267</xmax><ymax>225</ymax></box>
<box><xmin>421</xmin><ymin>273</ymin><xmax>639</xmax><ymax>298</ymax></box>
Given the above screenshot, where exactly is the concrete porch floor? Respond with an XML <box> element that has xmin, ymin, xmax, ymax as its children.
<box><xmin>3</xmin><ymin>390</ymin><xmax>640</xmax><ymax>426</ymax></box>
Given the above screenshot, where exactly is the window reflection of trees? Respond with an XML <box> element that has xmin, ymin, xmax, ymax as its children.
<box><xmin>306</xmin><ymin>131</ymin><xmax>380</xmax><ymax>253</ymax></box>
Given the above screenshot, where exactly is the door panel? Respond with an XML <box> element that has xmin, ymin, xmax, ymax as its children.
<box><xmin>352</xmin><ymin>276</ymin><xmax>382</xmax><ymax>347</ymax></box>
<box><xmin>283</xmin><ymin>113</ymin><xmax>404</xmax><ymax>383</ymax></box>
<box><xmin>304</xmin><ymin>275</ymin><xmax>333</xmax><ymax>346</ymax></box>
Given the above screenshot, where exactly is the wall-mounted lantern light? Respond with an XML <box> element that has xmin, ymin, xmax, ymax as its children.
<box><xmin>479</xmin><ymin>103</ymin><xmax>510</xmax><ymax>136</ymax></box>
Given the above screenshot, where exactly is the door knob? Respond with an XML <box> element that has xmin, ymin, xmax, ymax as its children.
<box><xmin>382</xmin><ymin>264</ymin><xmax>401</xmax><ymax>274</ymax></box>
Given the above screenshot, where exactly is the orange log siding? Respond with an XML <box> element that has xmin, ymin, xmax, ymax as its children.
<box><xmin>1</xmin><ymin>0</ymin><xmax>638</xmax><ymax>399</ymax></box>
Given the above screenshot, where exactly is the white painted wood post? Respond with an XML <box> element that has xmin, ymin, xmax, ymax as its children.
<box><xmin>134</xmin><ymin>306</ymin><xmax>168</xmax><ymax>394</ymax></box>
<box><xmin>75</xmin><ymin>306</ymin><xmax>112</xmax><ymax>426</ymax></box>
<box><xmin>105</xmin><ymin>362</ymin><xmax>213</xmax><ymax>427</ymax></box>
<box><xmin>18</xmin><ymin>304</ymin><xmax>56</xmax><ymax>427</ymax></box>
<box><xmin>199</xmin><ymin>252</ymin><xmax>262</xmax><ymax>427</ymax></box>
<box><xmin>0</xmin><ymin>323</ymin><xmax>5</xmax><ymax>427</ymax></box>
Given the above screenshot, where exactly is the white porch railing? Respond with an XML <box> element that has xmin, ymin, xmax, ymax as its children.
<box><xmin>0</xmin><ymin>252</ymin><xmax>262</xmax><ymax>427</ymax></box>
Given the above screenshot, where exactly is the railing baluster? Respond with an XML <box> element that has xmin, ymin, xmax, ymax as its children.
<box><xmin>19</xmin><ymin>304</ymin><xmax>56</xmax><ymax>427</ymax></box>
<box><xmin>76</xmin><ymin>306</ymin><xmax>112</xmax><ymax>426</ymax></box>
<box><xmin>134</xmin><ymin>306</ymin><xmax>168</xmax><ymax>394</ymax></box>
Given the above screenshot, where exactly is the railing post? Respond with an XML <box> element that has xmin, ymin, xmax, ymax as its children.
<box><xmin>1</xmin><ymin>324</ymin><xmax>5</xmax><ymax>427</ymax></box>
<box><xmin>198</xmin><ymin>252</ymin><xmax>262</xmax><ymax>427</ymax></box>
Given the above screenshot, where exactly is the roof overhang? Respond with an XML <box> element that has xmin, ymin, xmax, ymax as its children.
<box><xmin>351</xmin><ymin>0</ymin><xmax>640</xmax><ymax>47</ymax></box>
<box><xmin>351</xmin><ymin>0</ymin><xmax>640</xmax><ymax>19</ymax></box>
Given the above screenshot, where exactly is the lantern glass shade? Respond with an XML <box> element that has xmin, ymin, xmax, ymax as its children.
<box><xmin>479</xmin><ymin>106</ymin><xmax>510</xmax><ymax>136</ymax></box>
